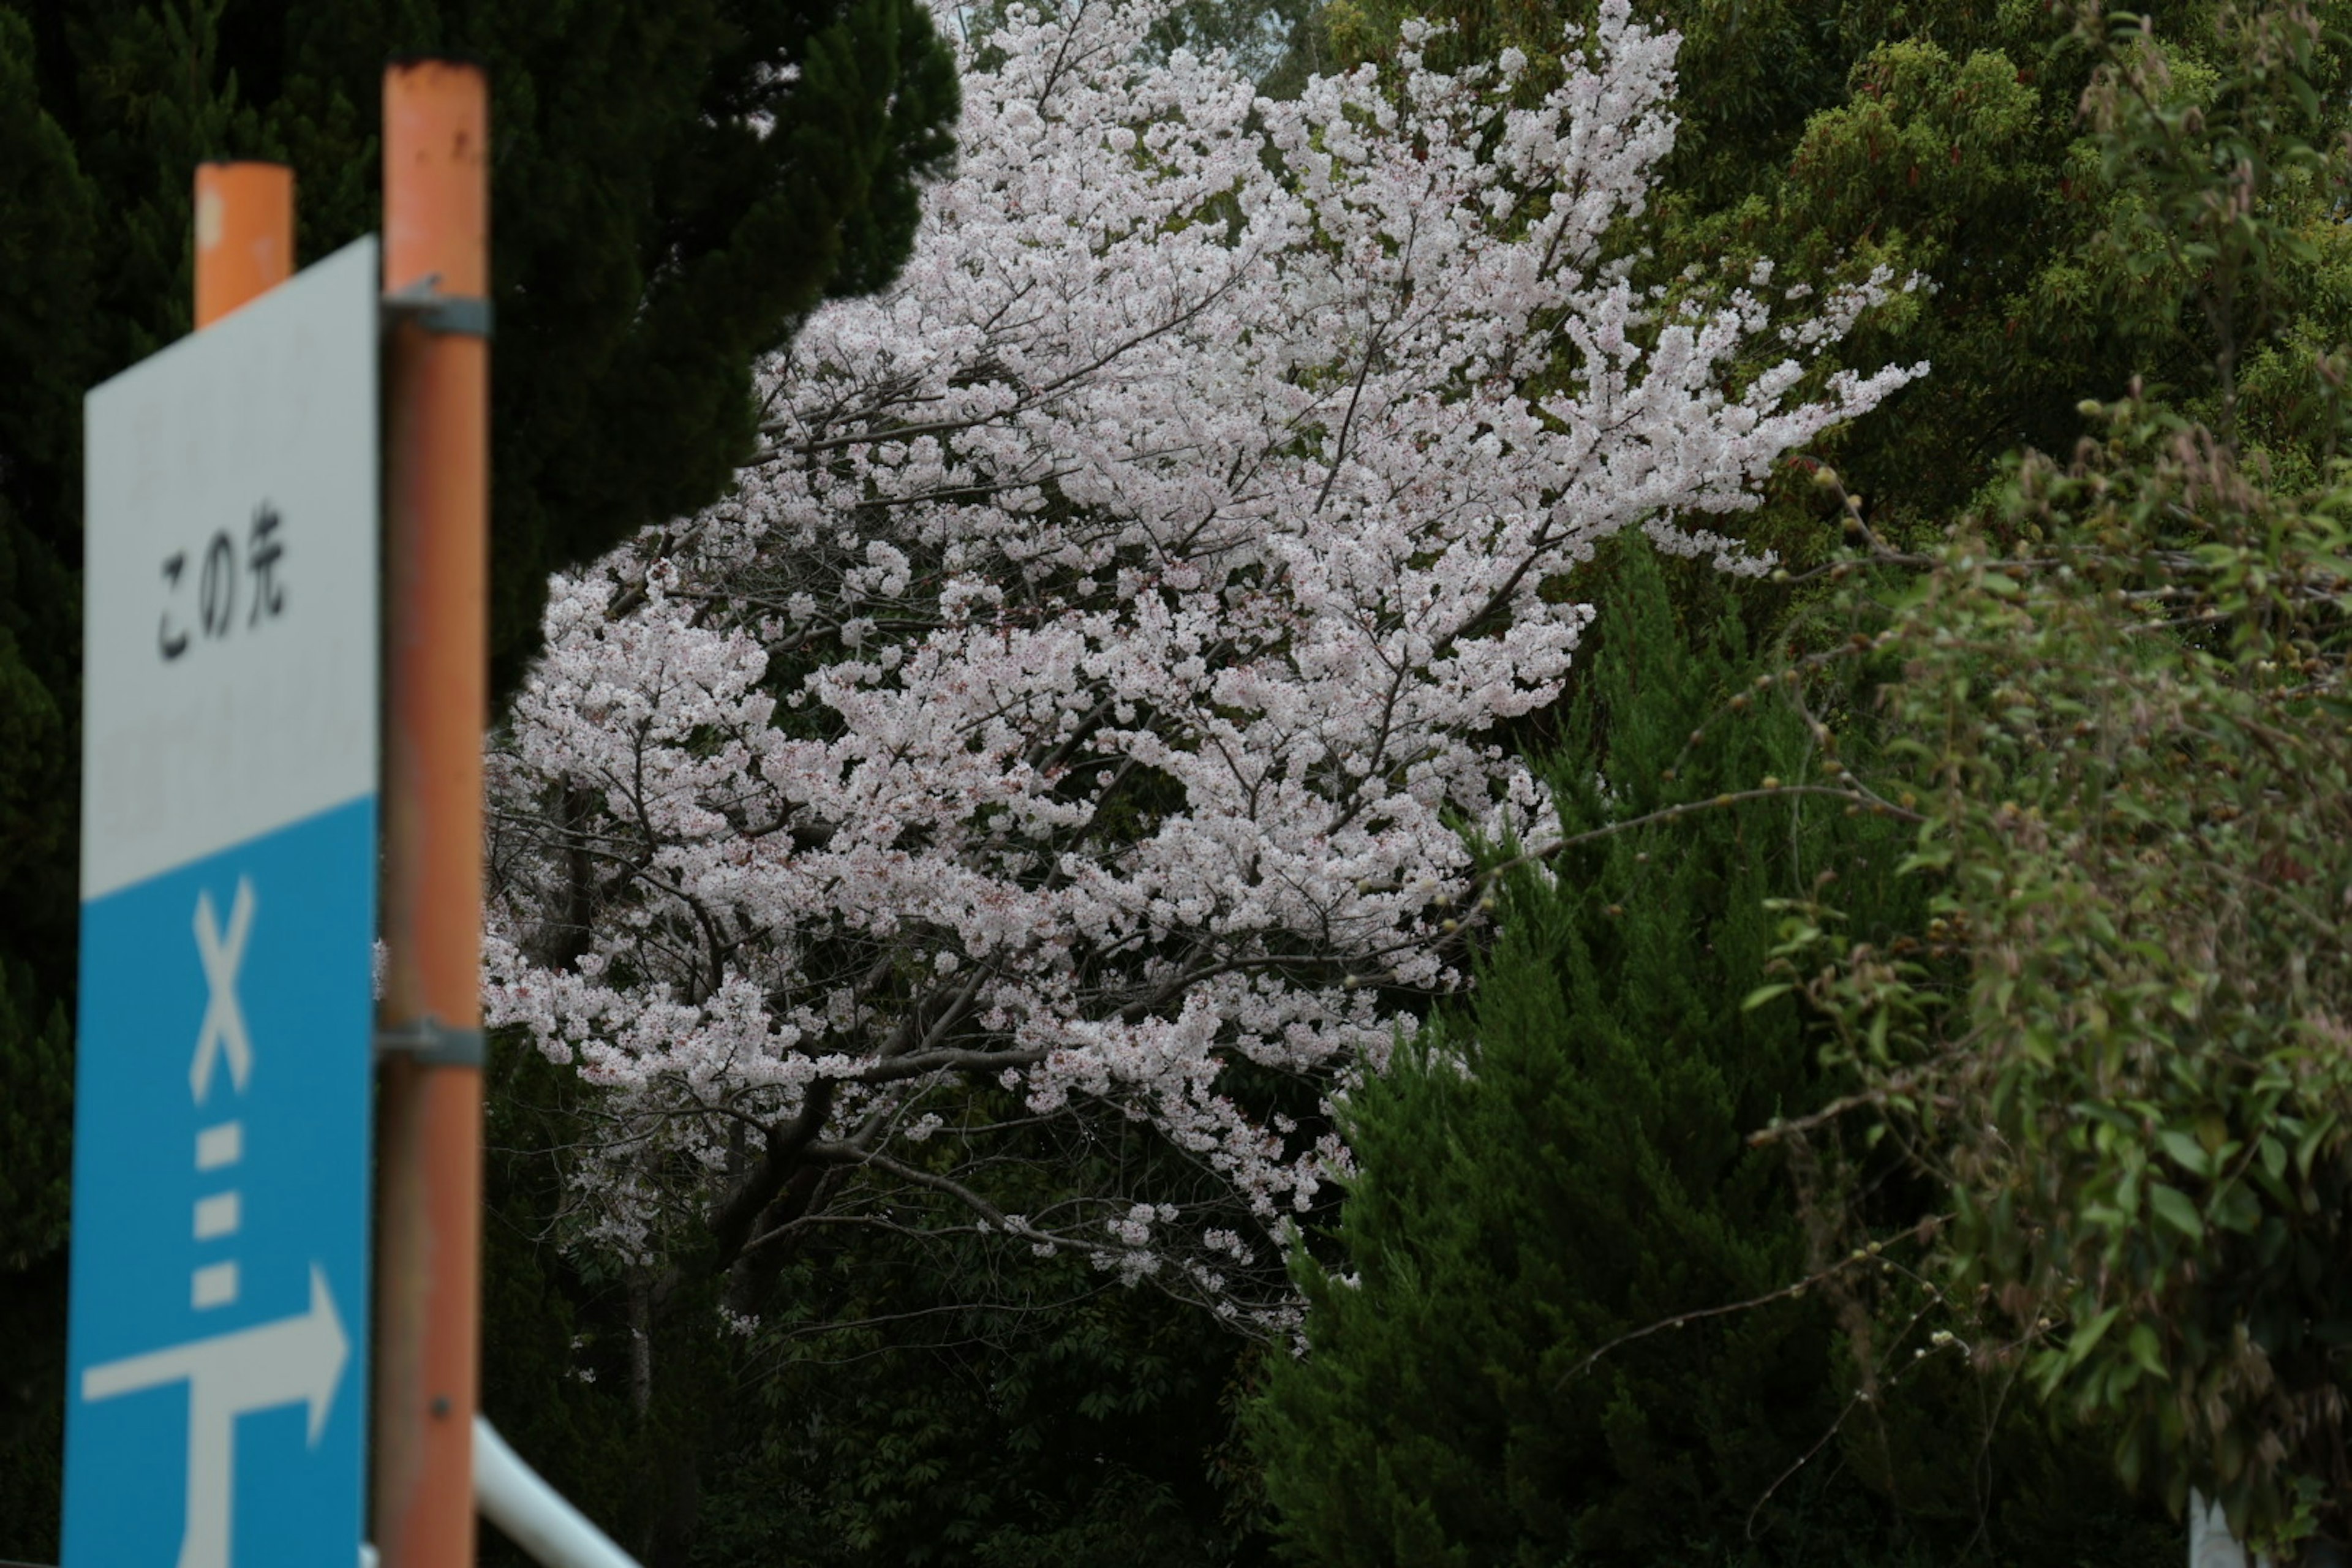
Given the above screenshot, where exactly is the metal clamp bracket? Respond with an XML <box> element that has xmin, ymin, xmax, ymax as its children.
<box><xmin>375</xmin><ymin>1015</ymin><xmax>487</xmax><ymax>1068</ymax></box>
<box><xmin>383</xmin><ymin>273</ymin><xmax>493</xmax><ymax>338</ymax></box>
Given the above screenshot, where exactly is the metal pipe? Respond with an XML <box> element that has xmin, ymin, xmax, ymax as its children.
<box><xmin>473</xmin><ymin>1417</ymin><xmax>644</xmax><ymax>1568</ymax></box>
<box><xmin>193</xmin><ymin>162</ymin><xmax>293</xmax><ymax>326</ymax></box>
<box><xmin>373</xmin><ymin>58</ymin><xmax>491</xmax><ymax>1568</ymax></box>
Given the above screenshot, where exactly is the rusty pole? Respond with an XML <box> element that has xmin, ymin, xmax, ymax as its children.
<box><xmin>374</xmin><ymin>58</ymin><xmax>490</xmax><ymax>1568</ymax></box>
<box><xmin>192</xmin><ymin>162</ymin><xmax>293</xmax><ymax>327</ymax></box>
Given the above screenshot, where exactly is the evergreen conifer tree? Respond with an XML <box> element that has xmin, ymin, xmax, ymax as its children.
<box><xmin>1248</xmin><ymin>540</ymin><xmax>2175</xmax><ymax>1566</ymax></box>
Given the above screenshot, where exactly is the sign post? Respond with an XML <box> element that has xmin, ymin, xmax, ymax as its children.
<box><xmin>372</xmin><ymin>59</ymin><xmax>491</xmax><ymax>1568</ymax></box>
<box><xmin>62</xmin><ymin>221</ymin><xmax>380</xmax><ymax>1566</ymax></box>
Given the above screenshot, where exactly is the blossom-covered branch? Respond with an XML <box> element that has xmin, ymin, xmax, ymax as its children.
<box><xmin>484</xmin><ymin>0</ymin><xmax>1923</xmax><ymax>1330</ymax></box>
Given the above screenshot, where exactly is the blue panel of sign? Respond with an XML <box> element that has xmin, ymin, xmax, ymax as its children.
<box><xmin>62</xmin><ymin>797</ymin><xmax>374</xmax><ymax>1568</ymax></box>
<box><xmin>70</xmin><ymin>233</ymin><xmax>377</xmax><ymax>1568</ymax></box>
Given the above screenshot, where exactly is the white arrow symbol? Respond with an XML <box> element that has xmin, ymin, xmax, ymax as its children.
<box><xmin>80</xmin><ymin>1264</ymin><xmax>349</xmax><ymax>1568</ymax></box>
<box><xmin>190</xmin><ymin>878</ymin><xmax>255</xmax><ymax>1103</ymax></box>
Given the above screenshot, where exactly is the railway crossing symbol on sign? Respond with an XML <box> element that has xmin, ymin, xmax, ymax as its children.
<box><xmin>63</xmin><ymin>236</ymin><xmax>380</xmax><ymax>1568</ymax></box>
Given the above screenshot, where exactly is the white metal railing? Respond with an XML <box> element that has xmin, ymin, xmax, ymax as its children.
<box><xmin>358</xmin><ymin>1417</ymin><xmax>643</xmax><ymax>1568</ymax></box>
<box><xmin>2187</xmin><ymin>1492</ymin><xmax>2274</xmax><ymax>1568</ymax></box>
<box><xmin>472</xmin><ymin>1417</ymin><xmax>643</xmax><ymax>1568</ymax></box>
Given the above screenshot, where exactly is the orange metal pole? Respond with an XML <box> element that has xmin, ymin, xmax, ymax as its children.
<box><xmin>193</xmin><ymin>162</ymin><xmax>293</xmax><ymax>328</ymax></box>
<box><xmin>375</xmin><ymin>59</ymin><xmax>489</xmax><ymax>1568</ymax></box>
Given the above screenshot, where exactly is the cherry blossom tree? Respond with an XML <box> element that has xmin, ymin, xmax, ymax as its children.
<box><xmin>483</xmin><ymin>0</ymin><xmax>1923</xmax><ymax>1330</ymax></box>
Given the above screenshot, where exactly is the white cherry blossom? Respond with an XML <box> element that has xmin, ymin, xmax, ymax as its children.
<box><xmin>483</xmin><ymin>0</ymin><xmax>1923</xmax><ymax>1327</ymax></box>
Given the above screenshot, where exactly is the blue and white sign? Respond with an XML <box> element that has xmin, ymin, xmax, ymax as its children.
<box><xmin>66</xmin><ymin>236</ymin><xmax>380</xmax><ymax>1568</ymax></box>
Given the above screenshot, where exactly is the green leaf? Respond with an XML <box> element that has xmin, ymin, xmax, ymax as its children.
<box><xmin>2296</xmin><ymin>1117</ymin><xmax>2335</xmax><ymax>1178</ymax></box>
<box><xmin>2065</xmin><ymin>1305</ymin><xmax>2125</xmax><ymax>1371</ymax></box>
<box><xmin>2149</xmin><ymin>1183</ymin><xmax>2203</xmax><ymax>1242</ymax></box>
<box><xmin>2158</xmin><ymin>1129</ymin><xmax>2211</xmax><ymax>1178</ymax></box>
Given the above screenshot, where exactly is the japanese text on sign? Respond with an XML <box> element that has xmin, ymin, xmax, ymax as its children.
<box><xmin>159</xmin><ymin>503</ymin><xmax>285</xmax><ymax>661</ymax></box>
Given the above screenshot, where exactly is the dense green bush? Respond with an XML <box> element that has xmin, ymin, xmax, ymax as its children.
<box><xmin>1250</xmin><ymin>540</ymin><xmax>2174</xmax><ymax>1566</ymax></box>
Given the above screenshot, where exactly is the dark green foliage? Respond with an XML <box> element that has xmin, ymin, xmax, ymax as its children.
<box><xmin>1290</xmin><ymin>0</ymin><xmax>2352</xmax><ymax>1548</ymax></box>
<box><xmin>0</xmin><ymin>2</ymin><xmax>956</xmax><ymax>1556</ymax></box>
<box><xmin>1248</xmin><ymin>540</ymin><xmax>2174</xmax><ymax>1566</ymax></box>
<box><xmin>0</xmin><ymin>962</ymin><xmax>70</xmax><ymax>1561</ymax></box>
<box><xmin>473</xmin><ymin>1041</ymin><xmax>650</xmax><ymax>1568</ymax></box>
<box><xmin>703</xmin><ymin>1252</ymin><xmax>1272</xmax><ymax>1567</ymax></box>
<box><xmin>0</xmin><ymin>26</ymin><xmax>84</xmax><ymax>1552</ymax></box>
<box><xmin>0</xmin><ymin>963</ymin><xmax>71</xmax><ymax>1280</ymax></box>
<box><xmin>470</xmin><ymin>1041</ymin><xmax>1276</xmax><ymax>1567</ymax></box>
<box><xmin>1771</xmin><ymin>9</ymin><xmax>2352</xmax><ymax>1542</ymax></box>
